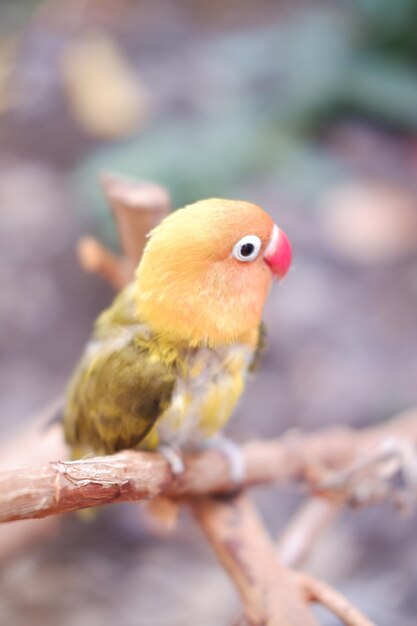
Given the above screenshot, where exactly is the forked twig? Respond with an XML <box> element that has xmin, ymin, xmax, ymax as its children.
<box><xmin>295</xmin><ymin>572</ymin><xmax>375</xmax><ymax>626</ymax></box>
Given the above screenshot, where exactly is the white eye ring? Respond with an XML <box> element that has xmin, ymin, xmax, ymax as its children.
<box><xmin>232</xmin><ymin>235</ymin><xmax>262</xmax><ymax>262</ymax></box>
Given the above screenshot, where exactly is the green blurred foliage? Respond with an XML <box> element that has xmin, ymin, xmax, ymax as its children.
<box><xmin>352</xmin><ymin>0</ymin><xmax>417</xmax><ymax>60</ymax></box>
<box><xmin>344</xmin><ymin>0</ymin><xmax>417</xmax><ymax>125</ymax></box>
<box><xmin>75</xmin><ymin>4</ymin><xmax>417</xmax><ymax>243</ymax></box>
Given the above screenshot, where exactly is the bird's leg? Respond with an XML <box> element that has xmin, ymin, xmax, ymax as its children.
<box><xmin>158</xmin><ymin>444</ymin><xmax>185</xmax><ymax>476</ymax></box>
<box><xmin>202</xmin><ymin>434</ymin><xmax>246</xmax><ymax>484</ymax></box>
<box><xmin>158</xmin><ymin>436</ymin><xmax>246</xmax><ymax>483</ymax></box>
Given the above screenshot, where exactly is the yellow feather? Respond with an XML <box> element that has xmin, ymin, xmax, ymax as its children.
<box><xmin>134</xmin><ymin>198</ymin><xmax>274</xmax><ymax>347</ymax></box>
<box><xmin>198</xmin><ymin>371</ymin><xmax>244</xmax><ymax>437</ymax></box>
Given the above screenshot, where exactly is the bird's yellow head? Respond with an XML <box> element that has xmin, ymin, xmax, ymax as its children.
<box><xmin>135</xmin><ymin>198</ymin><xmax>291</xmax><ymax>347</ymax></box>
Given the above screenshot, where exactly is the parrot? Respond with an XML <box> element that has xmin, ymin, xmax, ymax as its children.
<box><xmin>63</xmin><ymin>198</ymin><xmax>292</xmax><ymax>479</ymax></box>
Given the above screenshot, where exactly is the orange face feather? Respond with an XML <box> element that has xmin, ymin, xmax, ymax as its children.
<box><xmin>135</xmin><ymin>198</ymin><xmax>291</xmax><ymax>347</ymax></box>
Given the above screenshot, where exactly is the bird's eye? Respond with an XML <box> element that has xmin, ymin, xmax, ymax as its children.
<box><xmin>232</xmin><ymin>235</ymin><xmax>262</xmax><ymax>262</ymax></box>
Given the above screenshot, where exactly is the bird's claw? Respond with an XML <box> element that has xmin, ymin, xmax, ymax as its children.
<box><xmin>203</xmin><ymin>435</ymin><xmax>246</xmax><ymax>484</ymax></box>
<box><xmin>159</xmin><ymin>437</ymin><xmax>246</xmax><ymax>484</ymax></box>
<box><xmin>158</xmin><ymin>445</ymin><xmax>185</xmax><ymax>476</ymax></box>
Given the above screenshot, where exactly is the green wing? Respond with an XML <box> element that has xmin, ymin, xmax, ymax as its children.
<box><xmin>64</xmin><ymin>338</ymin><xmax>176</xmax><ymax>455</ymax></box>
<box><xmin>64</xmin><ymin>285</ymin><xmax>176</xmax><ymax>455</ymax></box>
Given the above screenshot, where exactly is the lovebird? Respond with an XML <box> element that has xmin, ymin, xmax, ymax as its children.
<box><xmin>64</xmin><ymin>199</ymin><xmax>291</xmax><ymax>478</ymax></box>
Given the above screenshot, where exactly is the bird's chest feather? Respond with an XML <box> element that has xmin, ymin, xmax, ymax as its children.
<box><xmin>155</xmin><ymin>343</ymin><xmax>253</xmax><ymax>447</ymax></box>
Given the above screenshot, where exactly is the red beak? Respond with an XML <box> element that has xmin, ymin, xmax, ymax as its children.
<box><xmin>264</xmin><ymin>225</ymin><xmax>292</xmax><ymax>279</ymax></box>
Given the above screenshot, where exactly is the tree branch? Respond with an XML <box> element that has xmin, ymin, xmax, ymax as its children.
<box><xmin>194</xmin><ymin>493</ymin><xmax>320</xmax><ymax>626</ymax></box>
<box><xmin>77</xmin><ymin>173</ymin><xmax>170</xmax><ymax>289</ymax></box>
<box><xmin>1</xmin><ymin>408</ymin><xmax>417</xmax><ymax>523</ymax></box>
<box><xmin>278</xmin><ymin>498</ymin><xmax>341</xmax><ymax>568</ymax></box>
<box><xmin>294</xmin><ymin>572</ymin><xmax>375</xmax><ymax>626</ymax></box>
<box><xmin>101</xmin><ymin>172</ymin><xmax>171</xmax><ymax>268</ymax></box>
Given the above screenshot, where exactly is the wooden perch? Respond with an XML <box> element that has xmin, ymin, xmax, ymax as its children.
<box><xmin>278</xmin><ymin>498</ymin><xmax>341</xmax><ymax>568</ymax></box>
<box><xmin>194</xmin><ymin>494</ymin><xmax>320</xmax><ymax>626</ymax></box>
<box><xmin>77</xmin><ymin>236</ymin><xmax>130</xmax><ymax>290</ymax></box>
<box><xmin>77</xmin><ymin>173</ymin><xmax>170</xmax><ymax>289</ymax></box>
<box><xmin>2</xmin><ymin>408</ymin><xmax>417</xmax><ymax>523</ymax></box>
<box><xmin>295</xmin><ymin>572</ymin><xmax>375</xmax><ymax>626</ymax></box>
<box><xmin>101</xmin><ymin>172</ymin><xmax>171</xmax><ymax>264</ymax></box>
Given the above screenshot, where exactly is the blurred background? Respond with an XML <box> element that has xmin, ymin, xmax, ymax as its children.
<box><xmin>1</xmin><ymin>0</ymin><xmax>417</xmax><ymax>624</ymax></box>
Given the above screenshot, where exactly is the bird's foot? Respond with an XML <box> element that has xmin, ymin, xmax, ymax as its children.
<box><xmin>203</xmin><ymin>435</ymin><xmax>246</xmax><ymax>484</ymax></box>
<box><xmin>158</xmin><ymin>444</ymin><xmax>185</xmax><ymax>476</ymax></box>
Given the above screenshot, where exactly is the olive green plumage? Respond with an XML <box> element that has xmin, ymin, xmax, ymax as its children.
<box><xmin>64</xmin><ymin>286</ymin><xmax>178</xmax><ymax>455</ymax></box>
<box><xmin>64</xmin><ymin>283</ymin><xmax>264</xmax><ymax>457</ymax></box>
